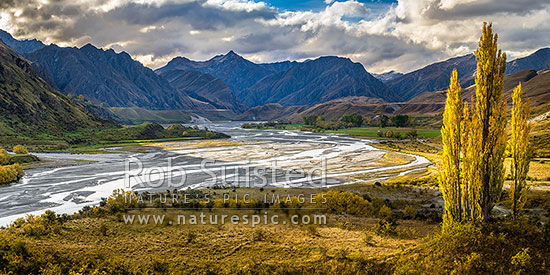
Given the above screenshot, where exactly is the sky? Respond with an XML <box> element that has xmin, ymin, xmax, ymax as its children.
<box><xmin>0</xmin><ymin>0</ymin><xmax>549</xmax><ymax>73</ymax></box>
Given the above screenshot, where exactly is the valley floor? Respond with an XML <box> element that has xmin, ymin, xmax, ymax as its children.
<box><xmin>1</xmin><ymin>131</ymin><xmax>550</xmax><ymax>274</ymax></box>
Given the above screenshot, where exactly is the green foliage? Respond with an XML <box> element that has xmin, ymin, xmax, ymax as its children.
<box><xmin>341</xmin><ymin>114</ymin><xmax>364</xmax><ymax>127</ymax></box>
<box><xmin>303</xmin><ymin>115</ymin><xmax>319</xmax><ymax>126</ymax></box>
<box><xmin>392</xmin><ymin>115</ymin><xmax>409</xmax><ymax>127</ymax></box>
<box><xmin>405</xmin><ymin>129</ymin><xmax>418</xmax><ymax>139</ymax></box>
<box><xmin>379</xmin><ymin>115</ymin><xmax>389</xmax><ymax>128</ymax></box>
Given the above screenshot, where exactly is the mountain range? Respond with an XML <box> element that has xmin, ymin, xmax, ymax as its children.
<box><xmin>159</xmin><ymin>69</ymin><xmax>246</xmax><ymax>113</ymax></box>
<box><xmin>24</xmin><ymin>44</ymin><xmax>195</xmax><ymax>110</ymax></box>
<box><xmin>0</xmin><ymin>30</ymin><xmax>45</xmax><ymax>54</ymax></box>
<box><xmin>156</xmin><ymin>51</ymin><xmax>280</xmax><ymax>96</ymax></box>
<box><xmin>506</xmin><ymin>48</ymin><xmax>550</xmax><ymax>74</ymax></box>
<box><xmin>0</xmin><ymin>29</ymin><xmax>549</xmax><ymax>124</ymax></box>
<box><xmin>238</xmin><ymin>56</ymin><xmax>398</xmax><ymax>106</ymax></box>
<box><xmin>0</xmin><ymin>40</ymin><xmax>110</xmax><ymax>137</ymax></box>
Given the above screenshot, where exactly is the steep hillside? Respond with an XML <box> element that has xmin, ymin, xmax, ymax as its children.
<box><xmin>240</xmin><ymin>56</ymin><xmax>398</xmax><ymax>107</ymax></box>
<box><xmin>25</xmin><ymin>44</ymin><xmax>194</xmax><ymax>110</ymax></box>
<box><xmin>156</xmin><ymin>51</ymin><xmax>275</xmax><ymax>95</ymax></box>
<box><xmin>387</xmin><ymin>54</ymin><xmax>476</xmax><ymax>101</ymax></box>
<box><xmin>408</xmin><ymin>69</ymin><xmax>550</xmax><ymax>116</ymax></box>
<box><xmin>506</xmin><ymin>48</ymin><xmax>550</xmax><ymax>74</ymax></box>
<box><xmin>0</xmin><ymin>29</ymin><xmax>45</xmax><ymax>54</ymax></box>
<box><xmin>0</xmin><ymin>40</ymin><xmax>111</xmax><ymax>138</ymax></box>
<box><xmin>237</xmin><ymin>97</ymin><xmax>404</xmax><ymax>122</ymax></box>
<box><xmin>159</xmin><ymin>69</ymin><xmax>246</xmax><ymax>113</ymax></box>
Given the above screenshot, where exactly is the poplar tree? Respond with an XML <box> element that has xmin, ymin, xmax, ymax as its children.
<box><xmin>440</xmin><ymin>69</ymin><xmax>463</xmax><ymax>225</ymax></box>
<box><xmin>468</xmin><ymin>22</ymin><xmax>508</xmax><ymax>221</ymax></box>
<box><xmin>440</xmin><ymin>22</ymin><xmax>509</xmax><ymax>224</ymax></box>
<box><xmin>509</xmin><ymin>83</ymin><xmax>531</xmax><ymax>219</ymax></box>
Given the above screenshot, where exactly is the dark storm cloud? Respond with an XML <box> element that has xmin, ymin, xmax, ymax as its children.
<box><xmin>0</xmin><ymin>0</ymin><xmax>548</xmax><ymax>72</ymax></box>
<box><xmin>424</xmin><ymin>0</ymin><xmax>549</xmax><ymax>20</ymax></box>
<box><xmin>105</xmin><ymin>1</ymin><xmax>277</xmax><ymax>30</ymax></box>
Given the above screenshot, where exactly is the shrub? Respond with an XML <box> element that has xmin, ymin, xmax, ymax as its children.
<box><xmin>336</xmin><ymin>221</ymin><xmax>355</xmax><ymax>230</ymax></box>
<box><xmin>0</xmin><ymin>147</ymin><xmax>9</xmax><ymax>165</ymax></box>
<box><xmin>385</xmin><ymin>130</ymin><xmax>393</xmax><ymax>138</ymax></box>
<box><xmin>315</xmin><ymin>191</ymin><xmax>373</xmax><ymax>216</ymax></box>
<box><xmin>403</xmin><ymin>205</ymin><xmax>417</xmax><ymax>219</ymax></box>
<box><xmin>511</xmin><ymin>248</ymin><xmax>531</xmax><ymax>269</ymax></box>
<box><xmin>253</xmin><ymin>228</ymin><xmax>268</xmax><ymax>241</ymax></box>
<box><xmin>0</xmin><ymin>163</ymin><xmax>24</xmax><ymax>185</ymax></box>
<box><xmin>182</xmin><ymin>131</ymin><xmax>188</xmax><ymax>137</ymax></box>
<box><xmin>184</xmin><ymin>231</ymin><xmax>197</xmax><ymax>244</ymax></box>
<box><xmin>392</xmin><ymin>221</ymin><xmax>550</xmax><ymax>274</ymax></box>
<box><xmin>405</xmin><ymin>129</ymin><xmax>418</xmax><ymax>139</ymax></box>
<box><xmin>97</xmin><ymin>223</ymin><xmax>108</xmax><ymax>236</ymax></box>
<box><xmin>362</xmin><ymin>229</ymin><xmax>376</xmax><ymax>246</ymax></box>
<box><xmin>13</xmin><ymin>145</ymin><xmax>28</xmax><ymax>155</ymax></box>
<box><xmin>301</xmin><ymin>224</ymin><xmax>319</xmax><ymax>237</ymax></box>
<box><xmin>373</xmin><ymin>217</ymin><xmax>397</xmax><ymax>236</ymax></box>
<box><xmin>378</xmin><ymin>205</ymin><xmax>393</xmax><ymax>219</ymax></box>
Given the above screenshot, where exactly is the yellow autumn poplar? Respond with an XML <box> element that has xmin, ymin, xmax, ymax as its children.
<box><xmin>509</xmin><ymin>83</ymin><xmax>531</xmax><ymax>219</ymax></box>
<box><xmin>466</xmin><ymin>22</ymin><xmax>508</xmax><ymax>221</ymax></box>
<box><xmin>440</xmin><ymin>69</ymin><xmax>463</xmax><ymax>225</ymax></box>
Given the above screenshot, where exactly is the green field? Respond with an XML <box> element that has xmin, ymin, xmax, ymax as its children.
<box><xmin>256</xmin><ymin>123</ymin><xmax>442</xmax><ymax>139</ymax></box>
<box><xmin>328</xmin><ymin>126</ymin><xmax>441</xmax><ymax>138</ymax></box>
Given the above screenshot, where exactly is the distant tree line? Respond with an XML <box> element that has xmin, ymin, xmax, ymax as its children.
<box><xmin>302</xmin><ymin>113</ymin><xmax>411</xmax><ymax>130</ymax></box>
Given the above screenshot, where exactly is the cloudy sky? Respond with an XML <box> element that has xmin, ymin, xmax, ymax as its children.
<box><xmin>0</xmin><ymin>0</ymin><xmax>549</xmax><ymax>73</ymax></box>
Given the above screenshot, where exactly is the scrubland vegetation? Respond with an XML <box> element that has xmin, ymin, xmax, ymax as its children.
<box><xmin>0</xmin><ymin>123</ymin><xmax>228</xmax><ymax>153</ymax></box>
<box><xmin>1</xmin><ymin>180</ymin><xmax>549</xmax><ymax>274</ymax></box>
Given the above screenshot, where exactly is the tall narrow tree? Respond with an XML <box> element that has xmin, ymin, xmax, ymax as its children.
<box><xmin>467</xmin><ymin>22</ymin><xmax>508</xmax><ymax>221</ymax></box>
<box><xmin>440</xmin><ymin>69</ymin><xmax>463</xmax><ymax>225</ymax></box>
<box><xmin>509</xmin><ymin>83</ymin><xmax>531</xmax><ymax>219</ymax></box>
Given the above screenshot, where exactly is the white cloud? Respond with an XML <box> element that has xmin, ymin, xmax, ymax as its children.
<box><xmin>0</xmin><ymin>0</ymin><xmax>548</xmax><ymax>73</ymax></box>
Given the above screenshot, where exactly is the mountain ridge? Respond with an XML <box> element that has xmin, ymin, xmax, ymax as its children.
<box><xmin>25</xmin><ymin>43</ymin><xmax>195</xmax><ymax>110</ymax></box>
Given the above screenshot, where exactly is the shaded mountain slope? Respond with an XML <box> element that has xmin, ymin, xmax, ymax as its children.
<box><xmin>25</xmin><ymin>44</ymin><xmax>193</xmax><ymax>110</ymax></box>
<box><xmin>0</xmin><ymin>40</ymin><xmax>112</xmax><ymax>137</ymax></box>
<box><xmin>506</xmin><ymin>48</ymin><xmax>550</xmax><ymax>74</ymax></box>
<box><xmin>156</xmin><ymin>51</ymin><xmax>275</xmax><ymax>95</ymax></box>
<box><xmin>240</xmin><ymin>56</ymin><xmax>398</xmax><ymax>107</ymax></box>
<box><xmin>387</xmin><ymin>54</ymin><xmax>476</xmax><ymax>101</ymax></box>
<box><xmin>0</xmin><ymin>29</ymin><xmax>45</xmax><ymax>54</ymax></box>
<box><xmin>159</xmin><ymin>69</ymin><xmax>246</xmax><ymax>113</ymax></box>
